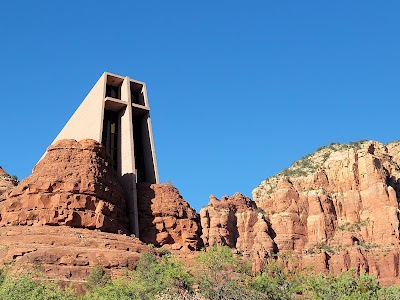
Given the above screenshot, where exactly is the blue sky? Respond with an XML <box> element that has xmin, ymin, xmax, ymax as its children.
<box><xmin>1</xmin><ymin>1</ymin><xmax>399</xmax><ymax>211</ymax></box>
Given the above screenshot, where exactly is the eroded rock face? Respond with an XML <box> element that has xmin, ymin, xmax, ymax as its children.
<box><xmin>0</xmin><ymin>225</ymin><xmax>153</xmax><ymax>284</ymax></box>
<box><xmin>137</xmin><ymin>183</ymin><xmax>201</xmax><ymax>251</ymax></box>
<box><xmin>199</xmin><ymin>141</ymin><xmax>400</xmax><ymax>281</ymax></box>
<box><xmin>248</xmin><ymin>140</ymin><xmax>400</xmax><ymax>281</ymax></box>
<box><xmin>253</xmin><ymin>141</ymin><xmax>400</xmax><ymax>252</ymax></box>
<box><xmin>200</xmin><ymin>193</ymin><xmax>275</xmax><ymax>271</ymax></box>
<box><xmin>0</xmin><ymin>139</ymin><xmax>129</xmax><ymax>233</ymax></box>
<box><xmin>0</xmin><ymin>167</ymin><xmax>17</xmax><ymax>196</ymax></box>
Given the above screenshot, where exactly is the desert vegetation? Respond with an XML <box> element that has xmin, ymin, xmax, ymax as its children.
<box><xmin>279</xmin><ymin>140</ymin><xmax>370</xmax><ymax>179</ymax></box>
<box><xmin>0</xmin><ymin>246</ymin><xmax>400</xmax><ymax>299</ymax></box>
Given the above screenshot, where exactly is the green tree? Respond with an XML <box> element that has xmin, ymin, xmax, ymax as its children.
<box><xmin>196</xmin><ymin>245</ymin><xmax>262</xmax><ymax>300</ymax></box>
<box><xmin>305</xmin><ymin>269</ymin><xmax>381</xmax><ymax>300</ymax></box>
<box><xmin>86</xmin><ymin>265</ymin><xmax>111</xmax><ymax>290</ymax></box>
<box><xmin>84</xmin><ymin>252</ymin><xmax>193</xmax><ymax>300</ymax></box>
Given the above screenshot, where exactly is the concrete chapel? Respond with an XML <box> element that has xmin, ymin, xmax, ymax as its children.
<box><xmin>50</xmin><ymin>72</ymin><xmax>159</xmax><ymax>236</ymax></box>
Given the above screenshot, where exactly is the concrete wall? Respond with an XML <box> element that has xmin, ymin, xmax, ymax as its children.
<box><xmin>53</xmin><ymin>73</ymin><xmax>106</xmax><ymax>143</ymax></box>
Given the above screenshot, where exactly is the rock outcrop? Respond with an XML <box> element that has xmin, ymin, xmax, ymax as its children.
<box><xmin>0</xmin><ymin>139</ymin><xmax>129</xmax><ymax>233</ymax></box>
<box><xmin>199</xmin><ymin>141</ymin><xmax>400</xmax><ymax>282</ymax></box>
<box><xmin>137</xmin><ymin>183</ymin><xmax>201</xmax><ymax>251</ymax></box>
<box><xmin>200</xmin><ymin>193</ymin><xmax>275</xmax><ymax>271</ymax></box>
<box><xmin>0</xmin><ymin>167</ymin><xmax>17</xmax><ymax>195</ymax></box>
<box><xmin>250</xmin><ymin>140</ymin><xmax>400</xmax><ymax>281</ymax></box>
<box><xmin>253</xmin><ymin>141</ymin><xmax>400</xmax><ymax>252</ymax></box>
<box><xmin>0</xmin><ymin>225</ymin><xmax>153</xmax><ymax>284</ymax></box>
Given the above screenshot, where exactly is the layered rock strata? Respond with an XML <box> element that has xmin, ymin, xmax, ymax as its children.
<box><xmin>0</xmin><ymin>139</ymin><xmax>129</xmax><ymax>233</ymax></box>
<box><xmin>137</xmin><ymin>183</ymin><xmax>201</xmax><ymax>251</ymax></box>
<box><xmin>253</xmin><ymin>141</ymin><xmax>400</xmax><ymax>252</ymax></box>
<box><xmin>0</xmin><ymin>167</ymin><xmax>17</xmax><ymax>195</ymax></box>
<box><xmin>252</xmin><ymin>140</ymin><xmax>400</xmax><ymax>282</ymax></box>
<box><xmin>200</xmin><ymin>193</ymin><xmax>275</xmax><ymax>271</ymax></box>
<box><xmin>0</xmin><ymin>225</ymin><xmax>152</xmax><ymax>283</ymax></box>
<box><xmin>199</xmin><ymin>141</ymin><xmax>400</xmax><ymax>282</ymax></box>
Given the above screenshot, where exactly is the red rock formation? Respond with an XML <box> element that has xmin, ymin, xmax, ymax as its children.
<box><xmin>0</xmin><ymin>139</ymin><xmax>129</xmax><ymax>233</ymax></box>
<box><xmin>0</xmin><ymin>225</ymin><xmax>153</xmax><ymax>284</ymax></box>
<box><xmin>5</xmin><ymin>137</ymin><xmax>400</xmax><ymax>284</ymax></box>
<box><xmin>0</xmin><ymin>167</ymin><xmax>17</xmax><ymax>195</ymax></box>
<box><xmin>137</xmin><ymin>183</ymin><xmax>201</xmax><ymax>251</ymax></box>
<box><xmin>249</xmin><ymin>140</ymin><xmax>400</xmax><ymax>281</ymax></box>
<box><xmin>198</xmin><ymin>141</ymin><xmax>400</xmax><ymax>281</ymax></box>
<box><xmin>200</xmin><ymin>193</ymin><xmax>275</xmax><ymax>271</ymax></box>
<box><xmin>253</xmin><ymin>141</ymin><xmax>400</xmax><ymax>252</ymax></box>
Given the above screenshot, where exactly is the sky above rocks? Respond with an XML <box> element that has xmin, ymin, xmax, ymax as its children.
<box><xmin>1</xmin><ymin>1</ymin><xmax>400</xmax><ymax>211</ymax></box>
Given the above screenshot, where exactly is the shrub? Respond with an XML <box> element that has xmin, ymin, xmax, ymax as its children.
<box><xmin>84</xmin><ymin>253</ymin><xmax>192</xmax><ymax>300</ymax></box>
<box><xmin>195</xmin><ymin>245</ymin><xmax>265</xmax><ymax>300</ymax></box>
<box><xmin>86</xmin><ymin>265</ymin><xmax>111</xmax><ymax>290</ymax></box>
<box><xmin>158</xmin><ymin>247</ymin><xmax>171</xmax><ymax>257</ymax></box>
<box><xmin>305</xmin><ymin>269</ymin><xmax>380</xmax><ymax>300</ymax></box>
<box><xmin>379</xmin><ymin>285</ymin><xmax>400</xmax><ymax>300</ymax></box>
<box><xmin>0</xmin><ymin>274</ymin><xmax>70</xmax><ymax>300</ymax></box>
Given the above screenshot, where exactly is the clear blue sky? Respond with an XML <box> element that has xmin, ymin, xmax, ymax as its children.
<box><xmin>1</xmin><ymin>1</ymin><xmax>399</xmax><ymax>211</ymax></box>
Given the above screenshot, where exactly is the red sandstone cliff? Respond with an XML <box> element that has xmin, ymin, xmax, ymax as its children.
<box><xmin>0</xmin><ymin>139</ymin><xmax>129</xmax><ymax>233</ymax></box>
<box><xmin>253</xmin><ymin>141</ymin><xmax>400</xmax><ymax>252</ymax></box>
<box><xmin>200</xmin><ymin>193</ymin><xmax>275</xmax><ymax>271</ymax></box>
<box><xmin>199</xmin><ymin>141</ymin><xmax>400</xmax><ymax>283</ymax></box>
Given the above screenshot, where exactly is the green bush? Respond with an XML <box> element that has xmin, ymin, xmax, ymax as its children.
<box><xmin>251</xmin><ymin>254</ymin><xmax>303</xmax><ymax>300</ymax></box>
<box><xmin>379</xmin><ymin>285</ymin><xmax>400</xmax><ymax>300</ymax></box>
<box><xmin>85</xmin><ymin>252</ymin><xmax>193</xmax><ymax>300</ymax></box>
<box><xmin>305</xmin><ymin>269</ymin><xmax>380</xmax><ymax>300</ymax></box>
<box><xmin>196</xmin><ymin>246</ymin><xmax>241</xmax><ymax>299</ymax></box>
<box><xmin>251</xmin><ymin>272</ymin><xmax>294</xmax><ymax>300</ymax></box>
<box><xmin>195</xmin><ymin>245</ymin><xmax>265</xmax><ymax>300</ymax></box>
<box><xmin>82</xmin><ymin>279</ymin><xmax>143</xmax><ymax>300</ymax></box>
<box><xmin>0</xmin><ymin>274</ymin><xmax>70</xmax><ymax>300</ymax></box>
<box><xmin>86</xmin><ymin>265</ymin><xmax>111</xmax><ymax>290</ymax></box>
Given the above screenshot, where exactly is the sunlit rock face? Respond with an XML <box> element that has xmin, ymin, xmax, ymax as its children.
<box><xmin>253</xmin><ymin>141</ymin><xmax>400</xmax><ymax>252</ymax></box>
<box><xmin>0</xmin><ymin>225</ymin><xmax>153</xmax><ymax>284</ymax></box>
<box><xmin>0</xmin><ymin>139</ymin><xmax>129</xmax><ymax>233</ymax></box>
<box><xmin>200</xmin><ymin>193</ymin><xmax>275</xmax><ymax>272</ymax></box>
<box><xmin>250</xmin><ymin>140</ymin><xmax>400</xmax><ymax>282</ymax></box>
<box><xmin>199</xmin><ymin>141</ymin><xmax>400</xmax><ymax>282</ymax></box>
<box><xmin>0</xmin><ymin>167</ymin><xmax>17</xmax><ymax>196</ymax></box>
